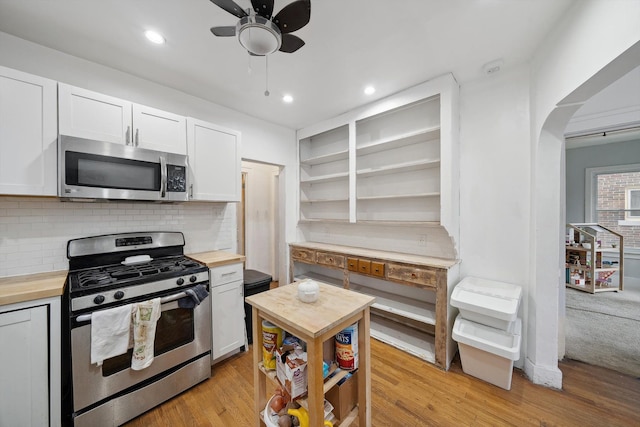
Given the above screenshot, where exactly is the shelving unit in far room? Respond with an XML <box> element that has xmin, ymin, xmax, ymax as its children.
<box><xmin>565</xmin><ymin>223</ymin><xmax>624</xmax><ymax>294</ymax></box>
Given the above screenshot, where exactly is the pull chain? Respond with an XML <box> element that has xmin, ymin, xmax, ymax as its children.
<box><xmin>264</xmin><ymin>55</ymin><xmax>270</xmax><ymax>97</ymax></box>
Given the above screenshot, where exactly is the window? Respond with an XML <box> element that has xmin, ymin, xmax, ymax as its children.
<box><xmin>586</xmin><ymin>164</ymin><xmax>640</xmax><ymax>253</ymax></box>
<box><xmin>626</xmin><ymin>188</ymin><xmax>640</xmax><ymax>220</ymax></box>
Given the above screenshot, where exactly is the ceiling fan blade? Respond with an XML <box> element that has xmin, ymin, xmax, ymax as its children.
<box><xmin>209</xmin><ymin>0</ymin><xmax>247</xmax><ymax>18</ymax></box>
<box><xmin>251</xmin><ymin>0</ymin><xmax>274</xmax><ymax>19</ymax></box>
<box><xmin>273</xmin><ymin>0</ymin><xmax>311</xmax><ymax>34</ymax></box>
<box><xmin>210</xmin><ymin>26</ymin><xmax>236</xmax><ymax>37</ymax></box>
<box><xmin>279</xmin><ymin>34</ymin><xmax>305</xmax><ymax>53</ymax></box>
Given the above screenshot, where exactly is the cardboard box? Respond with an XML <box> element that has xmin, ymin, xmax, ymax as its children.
<box><xmin>325</xmin><ymin>371</ymin><xmax>358</xmax><ymax>421</ymax></box>
<box><xmin>276</xmin><ymin>346</ymin><xmax>308</xmax><ymax>399</ymax></box>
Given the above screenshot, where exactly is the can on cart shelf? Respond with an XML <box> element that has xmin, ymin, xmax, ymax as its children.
<box><xmin>262</xmin><ymin>320</ymin><xmax>283</xmax><ymax>370</ymax></box>
<box><xmin>335</xmin><ymin>323</ymin><xmax>358</xmax><ymax>370</ymax></box>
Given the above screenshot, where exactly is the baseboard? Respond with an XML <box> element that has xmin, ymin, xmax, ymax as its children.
<box><xmin>524</xmin><ymin>358</ymin><xmax>563</xmax><ymax>389</ymax></box>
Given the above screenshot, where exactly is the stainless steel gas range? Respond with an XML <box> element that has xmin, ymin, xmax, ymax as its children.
<box><xmin>61</xmin><ymin>232</ymin><xmax>212</xmax><ymax>427</ymax></box>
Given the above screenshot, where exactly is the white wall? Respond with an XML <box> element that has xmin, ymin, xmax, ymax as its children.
<box><xmin>0</xmin><ymin>31</ymin><xmax>298</xmax><ymax>281</ymax></box>
<box><xmin>458</xmin><ymin>65</ymin><xmax>532</xmax><ymax>368</ymax></box>
<box><xmin>528</xmin><ymin>0</ymin><xmax>640</xmax><ymax>387</ymax></box>
<box><xmin>459</xmin><ymin>65</ymin><xmax>531</xmax><ymax>284</ymax></box>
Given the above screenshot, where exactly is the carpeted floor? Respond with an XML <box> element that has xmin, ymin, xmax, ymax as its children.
<box><xmin>565</xmin><ymin>279</ymin><xmax>640</xmax><ymax>377</ymax></box>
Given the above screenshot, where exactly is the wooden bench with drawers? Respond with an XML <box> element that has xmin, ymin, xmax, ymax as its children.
<box><xmin>289</xmin><ymin>242</ymin><xmax>458</xmax><ymax>370</ymax></box>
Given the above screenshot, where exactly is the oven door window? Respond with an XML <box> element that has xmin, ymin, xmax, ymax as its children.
<box><xmin>65</xmin><ymin>151</ymin><xmax>161</xmax><ymax>191</ymax></box>
<box><xmin>101</xmin><ymin>306</ymin><xmax>194</xmax><ymax>377</ymax></box>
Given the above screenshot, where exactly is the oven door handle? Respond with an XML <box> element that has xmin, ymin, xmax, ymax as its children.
<box><xmin>75</xmin><ymin>290</ymin><xmax>191</xmax><ymax>323</ymax></box>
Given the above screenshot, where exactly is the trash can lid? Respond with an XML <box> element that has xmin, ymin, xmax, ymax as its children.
<box><xmin>451</xmin><ymin>276</ymin><xmax>522</xmax><ymax>321</ymax></box>
<box><xmin>244</xmin><ymin>269</ymin><xmax>272</xmax><ymax>286</ymax></box>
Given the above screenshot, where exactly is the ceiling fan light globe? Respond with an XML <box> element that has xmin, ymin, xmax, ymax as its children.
<box><xmin>236</xmin><ymin>15</ymin><xmax>282</xmax><ymax>56</ymax></box>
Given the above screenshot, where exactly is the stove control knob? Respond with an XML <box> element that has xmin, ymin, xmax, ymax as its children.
<box><xmin>176</xmin><ymin>278</ymin><xmax>185</xmax><ymax>286</ymax></box>
<box><xmin>189</xmin><ymin>275</ymin><xmax>197</xmax><ymax>283</ymax></box>
<box><xmin>114</xmin><ymin>291</ymin><xmax>125</xmax><ymax>300</ymax></box>
<box><xmin>94</xmin><ymin>295</ymin><xmax>105</xmax><ymax>305</ymax></box>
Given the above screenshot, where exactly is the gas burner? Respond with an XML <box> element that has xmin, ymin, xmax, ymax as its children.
<box><xmin>69</xmin><ymin>255</ymin><xmax>208</xmax><ymax>294</ymax></box>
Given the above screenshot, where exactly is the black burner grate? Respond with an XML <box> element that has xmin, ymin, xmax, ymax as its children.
<box><xmin>70</xmin><ymin>256</ymin><xmax>206</xmax><ymax>292</ymax></box>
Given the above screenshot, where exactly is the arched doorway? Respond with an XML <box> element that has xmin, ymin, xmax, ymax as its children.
<box><xmin>529</xmin><ymin>40</ymin><xmax>640</xmax><ymax>388</ymax></box>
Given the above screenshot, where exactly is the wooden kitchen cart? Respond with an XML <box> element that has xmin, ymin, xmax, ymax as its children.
<box><xmin>245</xmin><ymin>282</ymin><xmax>375</xmax><ymax>427</ymax></box>
<box><xmin>289</xmin><ymin>242</ymin><xmax>458</xmax><ymax>370</ymax></box>
<box><xmin>566</xmin><ymin>223</ymin><xmax>624</xmax><ymax>294</ymax></box>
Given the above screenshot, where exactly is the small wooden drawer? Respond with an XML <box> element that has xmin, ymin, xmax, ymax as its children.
<box><xmin>347</xmin><ymin>257</ymin><xmax>359</xmax><ymax>272</ymax></box>
<box><xmin>358</xmin><ymin>259</ymin><xmax>371</xmax><ymax>274</ymax></box>
<box><xmin>291</xmin><ymin>247</ymin><xmax>315</xmax><ymax>263</ymax></box>
<box><xmin>387</xmin><ymin>263</ymin><xmax>436</xmax><ymax>287</ymax></box>
<box><xmin>371</xmin><ymin>261</ymin><xmax>385</xmax><ymax>277</ymax></box>
<box><xmin>316</xmin><ymin>252</ymin><xmax>345</xmax><ymax>268</ymax></box>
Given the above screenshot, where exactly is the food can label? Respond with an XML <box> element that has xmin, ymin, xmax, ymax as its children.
<box><xmin>335</xmin><ymin>324</ymin><xmax>358</xmax><ymax>370</ymax></box>
<box><xmin>262</xmin><ymin>321</ymin><xmax>282</xmax><ymax>370</ymax></box>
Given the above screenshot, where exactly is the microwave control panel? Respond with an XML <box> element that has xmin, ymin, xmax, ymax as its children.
<box><xmin>167</xmin><ymin>165</ymin><xmax>187</xmax><ymax>192</ymax></box>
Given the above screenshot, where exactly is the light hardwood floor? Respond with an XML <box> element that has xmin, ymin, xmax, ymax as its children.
<box><xmin>124</xmin><ymin>339</ymin><xmax>640</xmax><ymax>426</ymax></box>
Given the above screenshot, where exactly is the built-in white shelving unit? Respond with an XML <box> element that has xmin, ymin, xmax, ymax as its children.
<box><xmin>299</xmin><ymin>125</ymin><xmax>350</xmax><ymax>222</ymax></box>
<box><xmin>293</xmin><ymin>74</ymin><xmax>460</xmax><ymax>369</ymax></box>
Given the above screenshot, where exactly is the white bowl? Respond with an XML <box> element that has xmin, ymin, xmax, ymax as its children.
<box><xmin>582</xmin><ymin>242</ymin><xmax>592</xmax><ymax>249</ymax></box>
<box><xmin>297</xmin><ymin>279</ymin><xmax>319</xmax><ymax>303</ymax></box>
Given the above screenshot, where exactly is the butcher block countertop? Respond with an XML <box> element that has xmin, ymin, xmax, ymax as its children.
<box><xmin>245</xmin><ymin>281</ymin><xmax>375</xmax><ymax>339</ymax></box>
<box><xmin>0</xmin><ymin>270</ymin><xmax>67</xmax><ymax>306</ymax></box>
<box><xmin>188</xmin><ymin>250</ymin><xmax>246</xmax><ymax>268</ymax></box>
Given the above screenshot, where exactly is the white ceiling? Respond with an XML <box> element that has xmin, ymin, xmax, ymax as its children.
<box><xmin>0</xmin><ymin>0</ymin><xmax>574</xmax><ymax>130</ymax></box>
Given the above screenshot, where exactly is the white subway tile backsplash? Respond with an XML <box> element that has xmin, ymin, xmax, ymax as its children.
<box><xmin>0</xmin><ymin>196</ymin><xmax>236</xmax><ymax>278</ymax></box>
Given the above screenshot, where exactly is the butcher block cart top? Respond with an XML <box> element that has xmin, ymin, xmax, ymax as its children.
<box><xmin>245</xmin><ymin>282</ymin><xmax>375</xmax><ymax>427</ymax></box>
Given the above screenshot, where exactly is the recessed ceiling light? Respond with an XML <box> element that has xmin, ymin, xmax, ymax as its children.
<box><xmin>282</xmin><ymin>94</ymin><xmax>293</xmax><ymax>103</ymax></box>
<box><xmin>144</xmin><ymin>30</ymin><xmax>165</xmax><ymax>45</ymax></box>
<box><xmin>364</xmin><ymin>86</ymin><xmax>376</xmax><ymax>95</ymax></box>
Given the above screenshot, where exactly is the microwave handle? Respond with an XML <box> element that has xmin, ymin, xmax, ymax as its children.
<box><xmin>160</xmin><ymin>156</ymin><xmax>167</xmax><ymax>198</ymax></box>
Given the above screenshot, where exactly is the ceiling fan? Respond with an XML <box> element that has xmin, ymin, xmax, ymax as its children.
<box><xmin>209</xmin><ymin>0</ymin><xmax>311</xmax><ymax>56</ymax></box>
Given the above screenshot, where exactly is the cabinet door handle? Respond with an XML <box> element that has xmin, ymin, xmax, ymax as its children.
<box><xmin>135</xmin><ymin>128</ymin><xmax>139</xmax><ymax>146</ymax></box>
<box><xmin>190</xmin><ymin>184</ymin><xmax>194</xmax><ymax>198</ymax></box>
<box><xmin>125</xmin><ymin>125</ymin><xmax>131</xmax><ymax>145</ymax></box>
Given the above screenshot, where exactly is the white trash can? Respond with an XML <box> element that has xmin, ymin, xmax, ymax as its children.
<box><xmin>452</xmin><ymin>315</ymin><xmax>522</xmax><ymax>390</ymax></box>
<box><xmin>451</xmin><ymin>276</ymin><xmax>522</xmax><ymax>332</ymax></box>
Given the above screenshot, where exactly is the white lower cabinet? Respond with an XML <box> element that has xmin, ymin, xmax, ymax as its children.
<box><xmin>210</xmin><ymin>263</ymin><xmax>245</xmax><ymax>361</ymax></box>
<box><xmin>0</xmin><ymin>66</ymin><xmax>57</xmax><ymax>196</ymax></box>
<box><xmin>0</xmin><ymin>297</ymin><xmax>61</xmax><ymax>427</ymax></box>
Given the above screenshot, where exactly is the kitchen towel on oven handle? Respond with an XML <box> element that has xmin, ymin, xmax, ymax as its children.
<box><xmin>131</xmin><ymin>297</ymin><xmax>161</xmax><ymax>371</ymax></box>
<box><xmin>90</xmin><ymin>304</ymin><xmax>132</xmax><ymax>366</ymax></box>
<box><xmin>177</xmin><ymin>284</ymin><xmax>209</xmax><ymax>308</ymax></box>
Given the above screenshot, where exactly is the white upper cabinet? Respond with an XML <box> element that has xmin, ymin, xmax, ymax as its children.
<box><xmin>58</xmin><ymin>83</ymin><xmax>187</xmax><ymax>154</ymax></box>
<box><xmin>58</xmin><ymin>83</ymin><xmax>132</xmax><ymax>145</ymax></box>
<box><xmin>0</xmin><ymin>66</ymin><xmax>57</xmax><ymax>196</ymax></box>
<box><xmin>186</xmin><ymin>117</ymin><xmax>241</xmax><ymax>202</ymax></box>
<box><xmin>132</xmin><ymin>104</ymin><xmax>186</xmax><ymax>155</ymax></box>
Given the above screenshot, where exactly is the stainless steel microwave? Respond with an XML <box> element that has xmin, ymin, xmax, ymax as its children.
<box><xmin>59</xmin><ymin>135</ymin><xmax>188</xmax><ymax>202</ymax></box>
